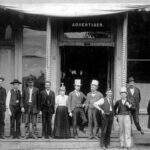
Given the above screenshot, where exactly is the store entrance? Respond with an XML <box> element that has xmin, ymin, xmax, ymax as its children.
<box><xmin>60</xmin><ymin>46</ymin><xmax>114</xmax><ymax>95</ymax></box>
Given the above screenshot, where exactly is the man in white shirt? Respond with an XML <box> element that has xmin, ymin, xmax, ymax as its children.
<box><xmin>94</xmin><ymin>89</ymin><xmax>113</xmax><ymax>149</ymax></box>
<box><xmin>22</xmin><ymin>78</ymin><xmax>40</xmax><ymax>139</ymax></box>
<box><xmin>6</xmin><ymin>79</ymin><xmax>23</xmax><ymax>139</ymax></box>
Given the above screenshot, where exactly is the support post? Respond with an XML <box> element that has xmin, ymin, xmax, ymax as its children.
<box><xmin>122</xmin><ymin>13</ymin><xmax>128</xmax><ymax>87</ymax></box>
<box><xmin>46</xmin><ymin>17</ymin><xmax>51</xmax><ymax>81</ymax></box>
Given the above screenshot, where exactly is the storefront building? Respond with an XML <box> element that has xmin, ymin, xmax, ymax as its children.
<box><xmin>0</xmin><ymin>1</ymin><xmax>150</xmax><ymax>132</ymax></box>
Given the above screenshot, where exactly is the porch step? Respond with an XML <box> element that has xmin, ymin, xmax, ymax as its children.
<box><xmin>0</xmin><ymin>138</ymin><xmax>119</xmax><ymax>150</ymax></box>
<box><xmin>0</xmin><ymin>135</ymin><xmax>150</xmax><ymax>150</ymax></box>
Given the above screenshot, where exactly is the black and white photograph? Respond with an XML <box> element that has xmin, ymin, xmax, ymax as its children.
<box><xmin>0</xmin><ymin>0</ymin><xmax>150</xmax><ymax>150</ymax></box>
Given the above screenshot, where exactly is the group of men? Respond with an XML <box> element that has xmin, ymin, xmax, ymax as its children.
<box><xmin>0</xmin><ymin>75</ymin><xmax>144</xmax><ymax>148</ymax></box>
<box><xmin>0</xmin><ymin>77</ymin><xmax>55</xmax><ymax>139</ymax></box>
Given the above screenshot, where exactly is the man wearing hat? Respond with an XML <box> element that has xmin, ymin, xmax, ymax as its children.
<box><xmin>68</xmin><ymin>79</ymin><xmax>87</xmax><ymax>138</ymax></box>
<box><xmin>94</xmin><ymin>89</ymin><xmax>114</xmax><ymax>149</ymax></box>
<box><xmin>22</xmin><ymin>77</ymin><xmax>40</xmax><ymax>139</ymax></box>
<box><xmin>127</xmin><ymin>77</ymin><xmax>144</xmax><ymax>134</ymax></box>
<box><xmin>86</xmin><ymin>80</ymin><xmax>103</xmax><ymax>139</ymax></box>
<box><xmin>6</xmin><ymin>79</ymin><xmax>23</xmax><ymax>139</ymax></box>
<box><xmin>114</xmin><ymin>87</ymin><xmax>133</xmax><ymax>149</ymax></box>
<box><xmin>40</xmin><ymin>81</ymin><xmax>55</xmax><ymax>139</ymax></box>
<box><xmin>0</xmin><ymin>76</ymin><xmax>6</xmax><ymax>139</ymax></box>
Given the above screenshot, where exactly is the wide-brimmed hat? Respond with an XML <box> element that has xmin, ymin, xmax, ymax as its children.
<box><xmin>91</xmin><ymin>80</ymin><xmax>99</xmax><ymax>86</ymax></box>
<box><xmin>10</xmin><ymin>79</ymin><xmax>21</xmax><ymax>84</ymax></box>
<box><xmin>74</xmin><ymin>79</ymin><xmax>81</xmax><ymax>86</ymax></box>
<box><xmin>120</xmin><ymin>87</ymin><xmax>127</xmax><ymax>93</ymax></box>
<box><xmin>128</xmin><ymin>77</ymin><xmax>134</xmax><ymax>83</ymax></box>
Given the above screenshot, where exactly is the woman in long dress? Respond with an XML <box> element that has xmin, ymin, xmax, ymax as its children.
<box><xmin>53</xmin><ymin>84</ymin><xmax>71</xmax><ymax>138</ymax></box>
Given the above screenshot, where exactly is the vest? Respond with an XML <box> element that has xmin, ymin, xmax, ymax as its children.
<box><xmin>45</xmin><ymin>94</ymin><xmax>53</xmax><ymax>107</ymax></box>
<box><xmin>101</xmin><ymin>97</ymin><xmax>113</xmax><ymax>115</ymax></box>
<box><xmin>10</xmin><ymin>89</ymin><xmax>21</xmax><ymax>107</ymax></box>
<box><xmin>117</xmin><ymin>99</ymin><xmax>131</xmax><ymax>115</ymax></box>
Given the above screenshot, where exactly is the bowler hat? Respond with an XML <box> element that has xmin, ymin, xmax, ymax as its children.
<box><xmin>128</xmin><ymin>77</ymin><xmax>134</xmax><ymax>83</ymax></box>
<box><xmin>10</xmin><ymin>79</ymin><xmax>21</xmax><ymax>84</ymax></box>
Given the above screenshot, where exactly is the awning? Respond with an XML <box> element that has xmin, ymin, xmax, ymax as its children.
<box><xmin>0</xmin><ymin>2</ymin><xmax>150</xmax><ymax>17</ymax></box>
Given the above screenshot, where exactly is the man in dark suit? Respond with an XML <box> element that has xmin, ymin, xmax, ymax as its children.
<box><xmin>68</xmin><ymin>79</ymin><xmax>87</xmax><ymax>138</ymax></box>
<box><xmin>0</xmin><ymin>76</ymin><xmax>6</xmax><ymax>139</ymax></box>
<box><xmin>40</xmin><ymin>81</ymin><xmax>55</xmax><ymax>139</ymax></box>
<box><xmin>127</xmin><ymin>77</ymin><xmax>144</xmax><ymax>134</ymax></box>
<box><xmin>22</xmin><ymin>78</ymin><xmax>40</xmax><ymax>139</ymax></box>
<box><xmin>6</xmin><ymin>79</ymin><xmax>23</xmax><ymax>139</ymax></box>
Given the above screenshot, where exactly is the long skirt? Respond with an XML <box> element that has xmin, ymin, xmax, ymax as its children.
<box><xmin>53</xmin><ymin>106</ymin><xmax>71</xmax><ymax>138</ymax></box>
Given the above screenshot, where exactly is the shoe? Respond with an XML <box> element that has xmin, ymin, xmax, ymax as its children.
<box><xmin>101</xmin><ymin>146</ymin><xmax>106</xmax><ymax>150</ymax></box>
<box><xmin>88</xmin><ymin>136</ymin><xmax>94</xmax><ymax>139</ymax></box>
<box><xmin>105</xmin><ymin>145</ymin><xmax>111</xmax><ymax>149</ymax></box>
<box><xmin>23</xmin><ymin>135</ymin><xmax>29</xmax><ymax>139</ymax></box>
<box><xmin>94</xmin><ymin>135</ymin><xmax>99</xmax><ymax>140</ymax></box>
<box><xmin>32</xmin><ymin>134</ymin><xmax>38</xmax><ymax>139</ymax></box>
<box><xmin>17</xmin><ymin>136</ymin><xmax>22</xmax><ymax>139</ymax></box>
<box><xmin>74</xmin><ymin>135</ymin><xmax>78</xmax><ymax>139</ymax></box>
<box><xmin>0</xmin><ymin>136</ymin><xmax>6</xmax><ymax>139</ymax></box>
<box><xmin>48</xmin><ymin>136</ymin><xmax>53</xmax><ymax>139</ymax></box>
<box><xmin>79</xmin><ymin>127</ymin><xmax>86</xmax><ymax>134</ymax></box>
<box><xmin>140</xmin><ymin>129</ymin><xmax>144</xmax><ymax>135</ymax></box>
<box><xmin>10</xmin><ymin>135</ymin><xmax>15</xmax><ymax>139</ymax></box>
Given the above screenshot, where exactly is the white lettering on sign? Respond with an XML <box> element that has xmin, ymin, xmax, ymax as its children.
<box><xmin>72</xmin><ymin>23</ymin><xmax>103</xmax><ymax>27</ymax></box>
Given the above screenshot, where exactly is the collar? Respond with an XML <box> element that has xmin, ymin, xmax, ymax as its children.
<box><xmin>91</xmin><ymin>91</ymin><xmax>97</xmax><ymax>94</ymax></box>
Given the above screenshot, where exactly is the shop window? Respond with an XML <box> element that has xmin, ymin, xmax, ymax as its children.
<box><xmin>128</xmin><ymin>11</ymin><xmax>150</xmax><ymax>82</ymax></box>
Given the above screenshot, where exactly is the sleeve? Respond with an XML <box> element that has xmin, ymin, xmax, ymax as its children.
<box><xmin>94</xmin><ymin>98</ymin><xmax>104</xmax><ymax>106</ymax></box>
<box><xmin>6</xmin><ymin>90</ymin><xmax>11</xmax><ymax>109</ymax></box>
<box><xmin>147</xmin><ymin>100</ymin><xmax>150</xmax><ymax>115</ymax></box>
<box><xmin>85</xmin><ymin>94</ymin><xmax>90</xmax><ymax>106</ymax></box>
<box><xmin>114</xmin><ymin>101</ymin><xmax>119</xmax><ymax>115</ymax></box>
<box><xmin>93</xmin><ymin>98</ymin><xmax>104</xmax><ymax>111</ymax></box>
<box><xmin>3</xmin><ymin>89</ymin><xmax>6</xmax><ymax>110</ymax></box>
<box><xmin>55</xmin><ymin>95</ymin><xmax>59</xmax><ymax>107</ymax></box>
<box><xmin>67</xmin><ymin>93</ymin><xmax>72</xmax><ymax>113</ymax></box>
<box><xmin>139</xmin><ymin>89</ymin><xmax>141</xmax><ymax>103</ymax></box>
<box><xmin>37</xmin><ymin>89</ymin><xmax>41</xmax><ymax>112</ymax></box>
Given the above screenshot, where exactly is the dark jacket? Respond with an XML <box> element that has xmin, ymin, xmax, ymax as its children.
<box><xmin>0</xmin><ymin>87</ymin><xmax>6</xmax><ymax>111</ymax></box>
<box><xmin>114</xmin><ymin>98</ymin><xmax>134</xmax><ymax>115</ymax></box>
<box><xmin>68</xmin><ymin>90</ymin><xmax>86</xmax><ymax>112</ymax></box>
<box><xmin>127</xmin><ymin>86</ymin><xmax>141</xmax><ymax>109</ymax></box>
<box><xmin>147</xmin><ymin>100</ymin><xmax>150</xmax><ymax>129</ymax></box>
<box><xmin>100</xmin><ymin>97</ymin><xmax>114</xmax><ymax>115</ymax></box>
<box><xmin>9</xmin><ymin>89</ymin><xmax>22</xmax><ymax>107</ymax></box>
<box><xmin>40</xmin><ymin>90</ymin><xmax>55</xmax><ymax>114</ymax></box>
<box><xmin>22</xmin><ymin>87</ymin><xmax>40</xmax><ymax>114</ymax></box>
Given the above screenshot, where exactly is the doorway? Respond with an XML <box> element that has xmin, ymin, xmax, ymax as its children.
<box><xmin>60</xmin><ymin>46</ymin><xmax>114</xmax><ymax>95</ymax></box>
